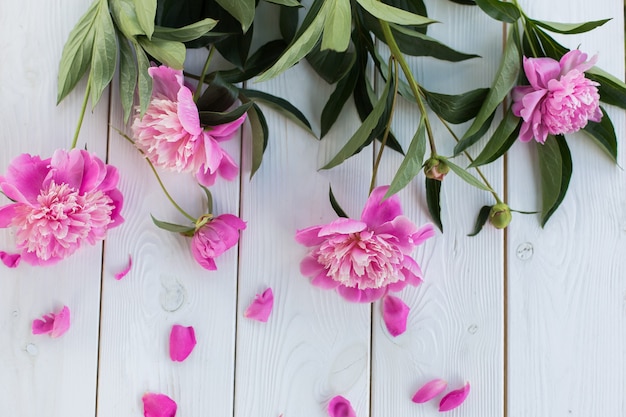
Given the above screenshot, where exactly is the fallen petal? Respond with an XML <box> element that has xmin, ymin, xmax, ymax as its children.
<box><xmin>114</xmin><ymin>254</ymin><xmax>132</xmax><ymax>280</ymax></box>
<box><xmin>412</xmin><ymin>378</ymin><xmax>447</xmax><ymax>403</ymax></box>
<box><xmin>0</xmin><ymin>251</ymin><xmax>20</xmax><ymax>268</ymax></box>
<box><xmin>169</xmin><ymin>325</ymin><xmax>196</xmax><ymax>362</ymax></box>
<box><xmin>244</xmin><ymin>288</ymin><xmax>273</xmax><ymax>322</ymax></box>
<box><xmin>328</xmin><ymin>395</ymin><xmax>356</xmax><ymax>417</ymax></box>
<box><xmin>142</xmin><ymin>392</ymin><xmax>177</xmax><ymax>417</ymax></box>
<box><xmin>382</xmin><ymin>295</ymin><xmax>410</xmax><ymax>337</ymax></box>
<box><xmin>32</xmin><ymin>305</ymin><xmax>70</xmax><ymax>338</ymax></box>
<box><xmin>439</xmin><ymin>382</ymin><xmax>470</xmax><ymax>412</ymax></box>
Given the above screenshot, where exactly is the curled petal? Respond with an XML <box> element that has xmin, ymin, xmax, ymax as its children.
<box><xmin>32</xmin><ymin>305</ymin><xmax>70</xmax><ymax>338</ymax></box>
<box><xmin>360</xmin><ymin>185</ymin><xmax>403</xmax><ymax>228</ymax></box>
<box><xmin>411</xmin><ymin>378</ymin><xmax>447</xmax><ymax>403</ymax></box>
<box><xmin>0</xmin><ymin>251</ymin><xmax>20</xmax><ymax>268</ymax></box>
<box><xmin>382</xmin><ymin>295</ymin><xmax>410</xmax><ymax>337</ymax></box>
<box><xmin>244</xmin><ymin>288</ymin><xmax>274</xmax><ymax>322</ymax></box>
<box><xmin>114</xmin><ymin>255</ymin><xmax>132</xmax><ymax>280</ymax></box>
<box><xmin>439</xmin><ymin>382</ymin><xmax>470</xmax><ymax>412</ymax></box>
<box><xmin>169</xmin><ymin>324</ymin><xmax>197</xmax><ymax>362</ymax></box>
<box><xmin>318</xmin><ymin>218</ymin><xmax>366</xmax><ymax>237</ymax></box>
<box><xmin>328</xmin><ymin>395</ymin><xmax>356</xmax><ymax>417</ymax></box>
<box><xmin>142</xmin><ymin>392</ymin><xmax>177</xmax><ymax>417</ymax></box>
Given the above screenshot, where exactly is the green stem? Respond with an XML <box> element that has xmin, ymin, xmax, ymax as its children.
<box><xmin>379</xmin><ymin>20</ymin><xmax>437</xmax><ymax>155</ymax></box>
<box><xmin>193</xmin><ymin>45</ymin><xmax>215</xmax><ymax>102</ymax></box>
<box><xmin>70</xmin><ymin>79</ymin><xmax>91</xmax><ymax>149</ymax></box>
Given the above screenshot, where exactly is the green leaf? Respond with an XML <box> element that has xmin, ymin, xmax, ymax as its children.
<box><xmin>199</xmin><ymin>185</ymin><xmax>213</xmax><ymax>214</ymax></box>
<box><xmin>322</xmin><ymin>0</ymin><xmax>351</xmax><ymax>51</ymax></box>
<box><xmin>90</xmin><ymin>1</ymin><xmax>118</xmax><ymax>107</ymax></box>
<box><xmin>529</xmin><ymin>18</ymin><xmax>610</xmax><ymax>35</ymax></box>
<box><xmin>470</xmin><ymin>108</ymin><xmax>520</xmax><ymax>167</ymax></box>
<box><xmin>587</xmin><ymin>66</ymin><xmax>626</xmax><ymax>109</ymax></box>
<box><xmin>110</xmin><ymin>0</ymin><xmax>145</xmax><ymax>38</ymax></box>
<box><xmin>526</xmin><ymin>24</ymin><xmax>568</xmax><ymax>59</ymax></box>
<box><xmin>454</xmin><ymin>111</ymin><xmax>496</xmax><ymax>155</ymax></box>
<box><xmin>151</xmin><ymin>215</ymin><xmax>195</xmax><ymax>234</ymax></box>
<box><xmin>266</xmin><ymin>0</ymin><xmax>302</xmax><ymax>6</ymax></box>
<box><xmin>215</xmin><ymin>24</ymin><xmax>253</xmax><ymax>69</ymax></box>
<box><xmin>57</xmin><ymin>0</ymin><xmax>98</xmax><ymax>104</ymax></box>
<box><xmin>199</xmin><ymin>102</ymin><xmax>253</xmax><ymax>126</ymax></box>
<box><xmin>245</xmin><ymin>102</ymin><xmax>269</xmax><ymax>178</ymax></box>
<box><xmin>462</xmin><ymin>30</ymin><xmax>519</xmax><ymax>141</ymax></box>
<box><xmin>321</xmin><ymin>62</ymin><xmax>359</xmax><ymax>138</ymax></box>
<box><xmin>385</xmin><ymin>23</ymin><xmax>479</xmax><ymax>61</ymax></box>
<box><xmin>537</xmin><ymin>135</ymin><xmax>572</xmax><ymax>226</ymax></box>
<box><xmin>134</xmin><ymin>0</ymin><xmax>157</xmax><ymax>39</ymax></box>
<box><xmin>152</xmin><ymin>18</ymin><xmax>218</xmax><ymax>42</ymax></box>
<box><xmin>137</xmin><ymin>36</ymin><xmax>186</xmax><ymax>69</ymax></box>
<box><xmin>445</xmin><ymin>159</ymin><xmax>493</xmax><ymax>191</ymax></box>
<box><xmin>306</xmin><ymin>40</ymin><xmax>356</xmax><ymax>84</ymax></box>
<box><xmin>448</xmin><ymin>0</ymin><xmax>475</xmax><ymax>4</ymax></box>
<box><xmin>473</xmin><ymin>0</ymin><xmax>520</xmax><ymax>23</ymax></box>
<box><xmin>425</xmin><ymin>178</ymin><xmax>443</xmax><ymax>232</ymax></box>
<box><xmin>582</xmin><ymin>107</ymin><xmax>617</xmax><ymax>162</ymax></box>
<box><xmin>219</xmin><ymin>40</ymin><xmax>288</xmax><ymax>83</ymax></box>
<box><xmin>280</xmin><ymin>5</ymin><xmax>299</xmax><ymax>41</ymax></box>
<box><xmin>117</xmin><ymin>32</ymin><xmax>137</xmax><ymax>123</ymax></box>
<box><xmin>385</xmin><ymin>118</ymin><xmax>426</xmax><ymax>198</ymax></box>
<box><xmin>468</xmin><ymin>205</ymin><xmax>492</xmax><ymax>236</ymax></box>
<box><xmin>215</xmin><ymin>0</ymin><xmax>255</xmax><ymax>32</ymax></box>
<box><xmin>356</xmin><ymin>0</ymin><xmax>436</xmax><ymax>26</ymax></box>
<box><xmin>329</xmin><ymin>185</ymin><xmax>349</xmax><ymax>218</ymax></box>
<box><xmin>240</xmin><ymin>89</ymin><xmax>314</xmax><ymax>136</ymax></box>
<box><xmin>196</xmin><ymin>72</ymin><xmax>240</xmax><ymax>112</ymax></box>
<box><xmin>134</xmin><ymin>41</ymin><xmax>153</xmax><ymax>116</ymax></box>
<box><xmin>322</xmin><ymin>72</ymin><xmax>392</xmax><ymax>170</ymax></box>
<box><xmin>423</xmin><ymin>88</ymin><xmax>489</xmax><ymax>124</ymax></box>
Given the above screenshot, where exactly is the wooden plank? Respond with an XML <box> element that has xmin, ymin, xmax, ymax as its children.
<box><xmin>371</xmin><ymin>1</ymin><xmax>505</xmax><ymax>416</ymax></box>
<box><xmin>507</xmin><ymin>0</ymin><xmax>625</xmax><ymax>415</ymax></box>
<box><xmin>0</xmin><ymin>0</ymin><xmax>108</xmax><ymax>416</ymax></box>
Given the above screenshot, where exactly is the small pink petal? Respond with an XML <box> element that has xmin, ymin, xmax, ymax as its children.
<box><xmin>244</xmin><ymin>288</ymin><xmax>273</xmax><ymax>322</ymax></box>
<box><xmin>0</xmin><ymin>251</ymin><xmax>20</xmax><ymax>268</ymax></box>
<box><xmin>328</xmin><ymin>395</ymin><xmax>356</xmax><ymax>417</ymax></box>
<box><xmin>142</xmin><ymin>392</ymin><xmax>177</xmax><ymax>417</ymax></box>
<box><xmin>439</xmin><ymin>382</ymin><xmax>470</xmax><ymax>412</ymax></box>
<box><xmin>32</xmin><ymin>305</ymin><xmax>70</xmax><ymax>338</ymax></box>
<box><xmin>169</xmin><ymin>324</ymin><xmax>196</xmax><ymax>362</ymax></box>
<box><xmin>412</xmin><ymin>378</ymin><xmax>448</xmax><ymax>403</ymax></box>
<box><xmin>382</xmin><ymin>295</ymin><xmax>410</xmax><ymax>337</ymax></box>
<box><xmin>114</xmin><ymin>255</ymin><xmax>132</xmax><ymax>280</ymax></box>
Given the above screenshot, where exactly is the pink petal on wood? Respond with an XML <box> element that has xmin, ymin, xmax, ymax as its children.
<box><xmin>142</xmin><ymin>392</ymin><xmax>177</xmax><ymax>417</ymax></box>
<box><xmin>32</xmin><ymin>305</ymin><xmax>70</xmax><ymax>337</ymax></box>
<box><xmin>439</xmin><ymin>382</ymin><xmax>470</xmax><ymax>412</ymax></box>
<box><xmin>114</xmin><ymin>255</ymin><xmax>132</xmax><ymax>280</ymax></box>
<box><xmin>169</xmin><ymin>324</ymin><xmax>197</xmax><ymax>362</ymax></box>
<box><xmin>244</xmin><ymin>288</ymin><xmax>273</xmax><ymax>322</ymax></box>
<box><xmin>382</xmin><ymin>295</ymin><xmax>410</xmax><ymax>337</ymax></box>
<box><xmin>328</xmin><ymin>395</ymin><xmax>356</xmax><ymax>417</ymax></box>
<box><xmin>0</xmin><ymin>251</ymin><xmax>20</xmax><ymax>268</ymax></box>
<box><xmin>411</xmin><ymin>378</ymin><xmax>447</xmax><ymax>403</ymax></box>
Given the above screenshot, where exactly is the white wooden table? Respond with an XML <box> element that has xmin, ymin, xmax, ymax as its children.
<box><xmin>1</xmin><ymin>1</ymin><xmax>624</xmax><ymax>416</ymax></box>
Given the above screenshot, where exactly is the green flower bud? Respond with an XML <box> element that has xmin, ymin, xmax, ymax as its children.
<box><xmin>489</xmin><ymin>203</ymin><xmax>512</xmax><ymax>229</ymax></box>
<box><xmin>424</xmin><ymin>157</ymin><xmax>450</xmax><ymax>181</ymax></box>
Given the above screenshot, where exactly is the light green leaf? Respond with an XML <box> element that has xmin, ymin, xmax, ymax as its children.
<box><xmin>537</xmin><ymin>135</ymin><xmax>572</xmax><ymax>226</ymax></box>
<box><xmin>356</xmin><ymin>0</ymin><xmax>436</xmax><ymax>26</ymax></box>
<box><xmin>322</xmin><ymin>0</ymin><xmax>351</xmax><ymax>52</ymax></box>
<box><xmin>529</xmin><ymin>18</ymin><xmax>610</xmax><ymax>35</ymax></box>
<box><xmin>265</xmin><ymin>0</ymin><xmax>302</xmax><ymax>5</ymax></box>
<box><xmin>110</xmin><ymin>0</ymin><xmax>144</xmax><ymax>38</ymax></box>
<box><xmin>152</xmin><ymin>18</ymin><xmax>218</xmax><ymax>42</ymax></box>
<box><xmin>138</xmin><ymin>36</ymin><xmax>186</xmax><ymax>69</ymax></box>
<box><xmin>474</xmin><ymin>0</ymin><xmax>520</xmax><ymax>23</ymax></box>
<box><xmin>117</xmin><ymin>32</ymin><xmax>137</xmax><ymax>123</ymax></box>
<box><xmin>57</xmin><ymin>0</ymin><xmax>98</xmax><ymax>104</ymax></box>
<box><xmin>134</xmin><ymin>0</ymin><xmax>157</xmax><ymax>39</ymax></box>
<box><xmin>385</xmin><ymin>117</ymin><xmax>426</xmax><ymax>198</ymax></box>
<box><xmin>445</xmin><ymin>159</ymin><xmax>493</xmax><ymax>191</ymax></box>
<box><xmin>151</xmin><ymin>215</ymin><xmax>195</xmax><ymax>235</ymax></box>
<box><xmin>134</xmin><ymin>41</ymin><xmax>153</xmax><ymax>116</ymax></box>
<box><xmin>90</xmin><ymin>1</ymin><xmax>118</xmax><ymax>107</ymax></box>
<box><xmin>215</xmin><ymin>0</ymin><xmax>256</xmax><ymax>32</ymax></box>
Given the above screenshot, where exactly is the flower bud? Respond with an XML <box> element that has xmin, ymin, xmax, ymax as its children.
<box><xmin>489</xmin><ymin>203</ymin><xmax>512</xmax><ymax>229</ymax></box>
<box><xmin>424</xmin><ymin>157</ymin><xmax>449</xmax><ymax>181</ymax></box>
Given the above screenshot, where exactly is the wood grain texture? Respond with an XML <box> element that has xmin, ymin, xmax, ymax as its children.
<box><xmin>507</xmin><ymin>0</ymin><xmax>626</xmax><ymax>415</ymax></box>
<box><xmin>370</xmin><ymin>1</ymin><xmax>505</xmax><ymax>416</ymax></box>
<box><xmin>0</xmin><ymin>0</ymin><xmax>108</xmax><ymax>416</ymax></box>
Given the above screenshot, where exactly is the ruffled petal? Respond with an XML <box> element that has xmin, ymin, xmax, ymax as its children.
<box><xmin>114</xmin><ymin>255</ymin><xmax>132</xmax><ymax>280</ymax></box>
<box><xmin>382</xmin><ymin>295</ymin><xmax>410</xmax><ymax>337</ymax></box>
<box><xmin>523</xmin><ymin>56</ymin><xmax>560</xmax><ymax>89</ymax></box>
<box><xmin>177</xmin><ymin>87</ymin><xmax>202</xmax><ymax>136</ymax></box>
<box><xmin>49</xmin><ymin>149</ymin><xmax>85</xmax><ymax>190</ymax></box>
<box><xmin>412</xmin><ymin>378</ymin><xmax>448</xmax><ymax>403</ymax></box>
<box><xmin>439</xmin><ymin>382</ymin><xmax>470</xmax><ymax>412</ymax></box>
<box><xmin>0</xmin><ymin>251</ymin><xmax>20</xmax><ymax>268</ymax></box>
<box><xmin>244</xmin><ymin>288</ymin><xmax>274</xmax><ymax>322</ymax></box>
<box><xmin>319</xmin><ymin>218</ymin><xmax>366</xmax><ymax>237</ymax></box>
<box><xmin>361</xmin><ymin>185</ymin><xmax>403</xmax><ymax>228</ymax></box>
<box><xmin>1</xmin><ymin>153</ymin><xmax>50</xmax><ymax>204</ymax></box>
<box><xmin>328</xmin><ymin>395</ymin><xmax>356</xmax><ymax>417</ymax></box>
<box><xmin>195</xmin><ymin>164</ymin><xmax>218</xmax><ymax>187</ymax></box>
<box><xmin>149</xmin><ymin>66</ymin><xmax>184</xmax><ymax>101</ymax></box>
<box><xmin>142</xmin><ymin>392</ymin><xmax>178</xmax><ymax>417</ymax></box>
<box><xmin>217</xmin><ymin>151</ymin><xmax>239</xmax><ymax>181</ymax></box>
<box><xmin>169</xmin><ymin>324</ymin><xmax>197</xmax><ymax>362</ymax></box>
<box><xmin>32</xmin><ymin>305</ymin><xmax>70</xmax><ymax>337</ymax></box>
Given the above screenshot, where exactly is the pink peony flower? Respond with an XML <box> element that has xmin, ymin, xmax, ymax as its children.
<box><xmin>0</xmin><ymin>149</ymin><xmax>123</xmax><ymax>265</ymax></box>
<box><xmin>32</xmin><ymin>305</ymin><xmax>71</xmax><ymax>338</ymax></box>
<box><xmin>191</xmin><ymin>214</ymin><xmax>246</xmax><ymax>270</ymax></box>
<box><xmin>512</xmin><ymin>50</ymin><xmax>602</xmax><ymax>144</ymax></box>
<box><xmin>295</xmin><ymin>186</ymin><xmax>434</xmax><ymax>303</ymax></box>
<box><xmin>131</xmin><ymin>65</ymin><xmax>245</xmax><ymax>187</ymax></box>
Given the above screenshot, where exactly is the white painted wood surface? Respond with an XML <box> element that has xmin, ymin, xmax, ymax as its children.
<box><xmin>0</xmin><ymin>1</ymin><xmax>623</xmax><ymax>416</ymax></box>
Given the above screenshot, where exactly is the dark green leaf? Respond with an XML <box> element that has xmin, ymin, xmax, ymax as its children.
<box><xmin>240</xmin><ymin>89</ymin><xmax>314</xmax><ymax>135</ymax></box>
<box><xmin>215</xmin><ymin>0</ymin><xmax>255</xmax><ymax>32</ymax></box>
<box><xmin>117</xmin><ymin>32</ymin><xmax>137</xmax><ymax>123</ymax></box>
<box><xmin>90</xmin><ymin>1</ymin><xmax>118</xmax><ymax>107</ymax></box>
<box><xmin>134</xmin><ymin>41</ymin><xmax>153</xmax><ymax>116</ymax></box>
<box><xmin>134</xmin><ymin>0</ymin><xmax>157</xmax><ymax>39</ymax></box>
<box><xmin>537</xmin><ymin>135</ymin><xmax>572</xmax><ymax>226</ymax></box>
<box><xmin>426</xmin><ymin>178</ymin><xmax>443</xmax><ymax>232</ymax></box>
<box><xmin>445</xmin><ymin>159</ymin><xmax>493</xmax><ymax>191</ymax></box>
<box><xmin>280</xmin><ymin>5</ymin><xmax>299</xmax><ymax>42</ymax></box>
<box><xmin>474</xmin><ymin>0</ymin><xmax>520</xmax><ymax>23</ymax></box>
<box><xmin>199</xmin><ymin>102</ymin><xmax>253</xmax><ymax>126</ymax></box>
<box><xmin>329</xmin><ymin>185</ymin><xmax>349</xmax><ymax>218</ymax></box>
<box><xmin>470</xmin><ymin>108</ymin><xmax>520</xmax><ymax>167</ymax></box>
<box><xmin>587</xmin><ymin>66</ymin><xmax>626</xmax><ymax>109</ymax></box>
<box><xmin>152</xmin><ymin>18</ymin><xmax>218</xmax><ymax>42</ymax></box>
<box><xmin>151</xmin><ymin>215</ymin><xmax>195</xmax><ymax>234</ymax></box>
<box><xmin>321</xmin><ymin>62</ymin><xmax>359</xmax><ymax>138</ymax></box>
<box><xmin>582</xmin><ymin>107</ymin><xmax>617</xmax><ymax>162</ymax></box>
<box><xmin>526</xmin><ymin>24</ymin><xmax>568</xmax><ymax>59</ymax></box>
<box><xmin>219</xmin><ymin>40</ymin><xmax>288</xmax><ymax>83</ymax></box>
<box><xmin>196</xmin><ymin>72</ymin><xmax>240</xmax><ymax>112</ymax></box>
<box><xmin>448</xmin><ymin>0</ymin><xmax>475</xmax><ymax>4</ymax></box>
<box><xmin>385</xmin><ymin>117</ymin><xmax>426</xmax><ymax>198</ymax></box>
<box><xmin>529</xmin><ymin>18</ymin><xmax>610</xmax><ymax>35</ymax></box>
<box><xmin>424</xmin><ymin>88</ymin><xmax>489</xmax><ymax>124</ymax></box>
<box><xmin>468</xmin><ymin>205</ymin><xmax>492</xmax><ymax>236</ymax></box>
<box><xmin>215</xmin><ymin>23</ymin><xmax>253</xmax><ymax>69</ymax></box>
<box><xmin>454</xmin><ymin>111</ymin><xmax>496</xmax><ymax>155</ymax></box>
<box><xmin>137</xmin><ymin>36</ymin><xmax>186</xmax><ymax>69</ymax></box>
<box><xmin>265</xmin><ymin>0</ymin><xmax>302</xmax><ymax>6</ymax></box>
<box><xmin>356</xmin><ymin>0</ymin><xmax>436</xmax><ymax>25</ymax></box>
<box><xmin>245</xmin><ymin>102</ymin><xmax>269</xmax><ymax>178</ymax></box>
<box><xmin>306</xmin><ymin>40</ymin><xmax>356</xmax><ymax>84</ymax></box>
<box><xmin>387</xmin><ymin>23</ymin><xmax>479</xmax><ymax>61</ymax></box>
<box><xmin>199</xmin><ymin>184</ymin><xmax>214</xmax><ymax>214</ymax></box>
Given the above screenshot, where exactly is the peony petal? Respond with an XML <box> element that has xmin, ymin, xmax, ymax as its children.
<box><xmin>114</xmin><ymin>255</ymin><xmax>132</xmax><ymax>280</ymax></box>
<box><xmin>49</xmin><ymin>149</ymin><xmax>85</xmax><ymax>190</ymax></box>
<box><xmin>142</xmin><ymin>392</ymin><xmax>177</xmax><ymax>417</ymax></box>
<box><xmin>361</xmin><ymin>185</ymin><xmax>403</xmax><ymax>229</ymax></box>
<box><xmin>244</xmin><ymin>288</ymin><xmax>274</xmax><ymax>322</ymax></box>
<box><xmin>523</xmin><ymin>56</ymin><xmax>560</xmax><ymax>89</ymax></box>
<box><xmin>32</xmin><ymin>305</ymin><xmax>70</xmax><ymax>337</ymax></box>
<box><xmin>216</xmin><ymin>150</ymin><xmax>239</xmax><ymax>181</ymax></box>
<box><xmin>382</xmin><ymin>295</ymin><xmax>410</xmax><ymax>337</ymax></box>
<box><xmin>1</xmin><ymin>153</ymin><xmax>50</xmax><ymax>204</ymax></box>
<box><xmin>177</xmin><ymin>87</ymin><xmax>202</xmax><ymax>136</ymax></box>
<box><xmin>207</xmin><ymin>113</ymin><xmax>246</xmax><ymax>140</ymax></box>
<box><xmin>0</xmin><ymin>204</ymin><xmax>18</xmax><ymax>228</ymax></box>
<box><xmin>439</xmin><ymin>382</ymin><xmax>470</xmax><ymax>412</ymax></box>
<box><xmin>0</xmin><ymin>251</ymin><xmax>20</xmax><ymax>268</ymax></box>
<box><xmin>318</xmin><ymin>218</ymin><xmax>367</xmax><ymax>237</ymax></box>
<box><xmin>295</xmin><ymin>225</ymin><xmax>325</xmax><ymax>246</ymax></box>
<box><xmin>300</xmin><ymin>255</ymin><xmax>324</xmax><ymax>276</ymax></box>
<box><xmin>169</xmin><ymin>324</ymin><xmax>197</xmax><ymax>362</ymax></box>
<box><xmin>149</xmin><ymin>65</ymin><xmax>184</xmax><ymax>101</ymax></box>
<box><xmin>411</xmin><ymin>378</ymin><xmax>448</xmax><ymax>403</ymax></box>
<box><xmin>328</xmin><ymin>395</ymin><xmax>356</xmax><ymax>417</ymax></box>
<box><xmin>195</xmin><ymin>164</ymin><xmax>218</xmax><ymax>187</ymax></box>
<box><xmin>311</xmin><ymin>271</ymin><xmax>341</xmax><ymax>290</ymax></box>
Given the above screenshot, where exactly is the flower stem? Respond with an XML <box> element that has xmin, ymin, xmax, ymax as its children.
<box><xmin>193</xmin><ymin>45</ymin><xmax>215</xmax><ymax>102</ymax></box>
<box><xmin>379</xmin><ymin>20</ymin><xmax>437</xmax><ymax>155</ymax></box>
<box><xmin>70</xmin><ymin>80</ymin><xmax>91</xmax><ymax>149</ymax></box>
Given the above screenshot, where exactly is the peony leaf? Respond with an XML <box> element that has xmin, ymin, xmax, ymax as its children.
<box><xmin>473</xmin><ymin>0</ymin><xmax>520</xmax><ymax>23</ymax></box>
<box><xmin>244</xmin><ymin>288</ymin><xmax>274</xmax><ymax>322</ymax></box>
<box><xmin>329</xmin><ymin>185</ymin><xmax>349</xmax><ymax>218</ymax></box>
<box><xmin>306</xmin><ymin>41</ymin><xmax>356</xmax><ymax>84</ymax></box>
<box><xmin>386</xmin><ymin>23</ymin><xmax>479</xmax><ymax>61</ymax></box>
<box><xmin>198</xmin><ymin>102</ymin><xmax>253</xmax><ymax>126</ymax></box>
<box><xmin>137</xmin><ymin>37</ymin><xmax>186</xmax><ymax>69</ymax></box>
<box><xmin>322</xmin><ymin>0</ymin><xmax>351</xmax><ymax>52</ymax></box>
<box><xmin>215</xmin><ymin>0</ymin><xmax>255</xmax><ymax>32</ymax></box>
<box><xmin>469</xmin><ymin>108</ymin><xmax>520</xmax><ymax>167</ymax></box>
<box><xmin>467</xmin><ymin>205</ymin><xmax>492</xmax><ymax>237</ymax></box>
<box><xmin>424</xmin><ymin>88</ymin><xmax>489</xmax><ymax>124</ymax></box>
<box><xmin>240</xmin><ymin>89</ymin><xmax>314</xmax><ymax>136</ymax></box>
<box><xmin>152</xmin><ymin>18</ymin><xmax>218</xmax><ymax>42</ymax></box>
<box><xmin>219</xmin><ymin>40</ymin><xmax>289</xmax><ymax>84</ymax></box>
<box><xmin>245</xmin><ymin>102</ymin><xmax>269</xmax><ymax>179</ymax></box>
<box><xmin>134</xmin><ymin>40</ymin><xmax>153</xmax><ymax>116</ymax></box>
<box><xmin>382</xmin><ymin>295</ymin><xmax>410</xmax><ymax>336</ymax></box>
<box><xmin>582</xmin><ymin>107</ymin><xmax>617</xmax><ymax>163</ymax></box>
<box><xmin>385</xmin><ymin>117</ymin><xmax>426</xmax><ymax>198</ymax></box>
<box><xmin>151</xmin><ymin>215</ymin><xmax>195</xmax><ymax>235</ymax></box>
<box><xmin>439</xmin><ymin>382</ymin><xmax>470</xmax><ymax>411</ymax></box>
<box><xmin>90</xmin><ymin>0</ymin><xmax>118</xmax><ymax>108</ymax></box>
<box><xmin>587</xmin><ymin>66</ymin><xmax>626</xmax><ymax>110</ymax></box>
<box><xmin>321</xmin><ymin>63</ymin><xmax>359</xmax><ymax>138</ymax></box>
<box><xmin>169</xmin><ymin>324</ymin><xmax>197</xmax><ymax>362</ymax></box>
<box><xmin>425</xmin><ymin>177</ymin><xmax>443</xmax><ymax>232</ymax></box>
<box><xmin>412</xmin><ymin>378</ymin><xmax>448</xmax><ymax>403</ymax></box>
<box><xmin>529</xmin><ymin>18</ymin><xmax>611</xmax><ymax>35</ymax></box>
<box><xmin>445</xmin><ymin>159</ymin><xmax>493</xmax><ymax>191</ymax></box>
<box><xmin>537</xmin><ymin>135</ymin><xmax>572</xmax><ymax>226</ymax></box>
<box><xmin>356</xmin><ymin>0</ymin><xmax>436</xmax><ymax>26</ymax></box>
<box><xmin>117</xmin><ymin>32</ymin><xmax>137</xmax><ymax>123</ymax></box>
<box><xmin>110</xmin><ymin>0</ymin><xmax>144</xmax><ymax>38</ymax></box>
<box><xmin>266</xmin><ymin>0</ymin><xmax>302</xmax><ymax>6</ymax></box>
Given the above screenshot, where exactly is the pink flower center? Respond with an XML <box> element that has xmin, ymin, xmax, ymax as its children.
<box><xmin>316</xmin><ymin>230</ymin><xmax>404</xmax><ymax>290</ymax></box>
<box><xmin>12</xmin><ymin>181</ymin><xmax>114</xmax><ymax>261</ymax></box>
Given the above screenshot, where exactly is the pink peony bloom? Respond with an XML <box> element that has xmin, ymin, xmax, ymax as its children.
<box><xmin>0</xmin><ymin>149</ymin><xmax>123</xmax><ymax>265</ymax></box>
<box><xmin>32</xmin><ymin>305</ymin><xmax>71</xmax><ymax>338</ymax></box>
<box><xmin>296</xmin><ymin>186</ymin><xmax>434</xmax><ymax>303</ymax></box>
<box><xmin>411</xmin><ymin>378</ymin><xmax>448</xmax><ymax>403</ymax></box>
<box><xmin>244</xmin><ymin>287</ymin><xmax>274</xmax><ymax>322</ymax></box>
<box><xmin>382</xmin><ymin>294</ymin><xmax>410</xmax><ymax>337</ymax></box>
<box><xmin>512</xmin><ymin>50</ymin><xmax>602</xmax><ymax>144</ymax></box>
<box><xmin>191</xmin><ymin>214</ymin><xmax>246</xmax><ymax>270</ymax></box>
<box><xmin>169</xmin><ymin>324</ymin><xmax>196</xmax><ymax>362</ymax></box>
<box><xmin>328</xmin><ymin>395</ymin><xmax>356</xmax><ymax>417</ymax></box>
<box><xmin>142</xmin><ymin>392</ymin><xmax>177</xmax><ymax>417</ymax></box>
<box><xmin>131</xmin><ymin>65</ymin><xmax>245</xmax><ymax>187</ymax></box>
